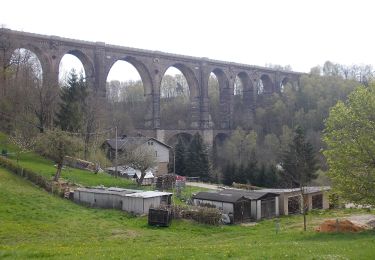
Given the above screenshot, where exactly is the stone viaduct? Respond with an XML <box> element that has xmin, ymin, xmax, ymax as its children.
<box><xmin>0</xmin><ymin>28</ymin><xmax>302</xmax><ymax>145</ymax></box>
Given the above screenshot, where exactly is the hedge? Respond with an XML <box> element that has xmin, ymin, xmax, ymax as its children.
<box><xmin>0</xmin><ymin>155</ymin><xmax>65</xmax><ymax>197</ymax></box>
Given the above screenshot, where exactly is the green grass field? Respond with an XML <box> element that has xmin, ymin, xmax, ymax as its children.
<box><xmin>1</xmin><ymin>167</ymin><xmax>375</xmax><ymax>259</ymax></box>
<box><xmin>0</xmin><ymin>132</ymin><xmax>140</xmax><ymax>188</ymax></box>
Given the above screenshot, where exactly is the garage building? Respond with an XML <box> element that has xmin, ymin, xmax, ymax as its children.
<box><xmin>258</xmin><ymin>186</ymin><xmax>330</xmax><ymax>215</ymax></box>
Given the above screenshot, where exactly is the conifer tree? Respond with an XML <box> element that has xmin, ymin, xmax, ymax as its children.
<box><xmin>186</xmin><ymin>133</ymin><xmax>210</xmax><ymax>181</ymax></box>
<box><xmin>55</xmin><ymin>70</ymin><xmax>87</xmax><ymax>132</ymax></box>
<box><xmin>174</xmin><ymin>136</ymin><xmax>186</xmax><ymax>176</ymax></box>
<box><xmin>280</xmin><ymin>126</ymin><xmax>318</xmax><ymax>231</ymax></box>
<box><xmin>222</xmin><ymin>163</ymin><xmax>235</xmax><ymax>186</ymax></box>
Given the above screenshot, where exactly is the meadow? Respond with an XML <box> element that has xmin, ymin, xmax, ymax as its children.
<box><xmin>1</xmin><ymin>168</ymin><xmax>375</xmax><ymax>259</ymax></box>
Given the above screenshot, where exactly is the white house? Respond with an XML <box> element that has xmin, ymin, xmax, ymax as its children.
<box><xmin>103</xmin><ymin>136</ymin><xmax>171</xmax><ymax>176</ymax></box>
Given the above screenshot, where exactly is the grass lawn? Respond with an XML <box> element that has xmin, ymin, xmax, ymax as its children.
<box><xmin>1</xmin><ymin>168</ymin><xmax>375</xmax><ymax>259</ymax></box>
<box><xmin>0</xmin><ymin>132</ymin><xmax>139</xmax><ymax>188</ymax></box>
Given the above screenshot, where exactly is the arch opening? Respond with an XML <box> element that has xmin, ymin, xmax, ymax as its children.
<box><xmin>280</xmin><ymin>77</ymin><xmax>293</xmax><ymax>92</ymax></box>
<box><xmin>210</xmin><ymin>68</ymin><xmax>231</xmax><ymax>129</ymax></box>
<box><xmin>9</xmin><ymin>48</ymin><xmax>43</xmax><ymax>88</ymax></box>
<box><xmin>167</xmin><ymin>132</ymin><xmax>193</xmax><ymax>147</ymax></box>
<box><xmin>4</xmin><ymin>48</ymin><xmax>58</xmax><ymax>132</ymax></box>
<box><xmin>260</xmin><ymin>74</ymin><xmax>273</xmax><ymax>93</ymax></box>
<box><xmin>160</xmin><ymin>65</ymin><xmax>197</xmax><ymax>129</ymax></box>
<box><xmin>232</xmin><ymin>72</ymin><xmax>254</xmax><ymax>129</ymax></box>
<box><xmin>59</xmin><ymin>54</ymin><xmax>86</xmax><ymax>86</ymax></box>
<box><xmin>208</xmin><ymin>72</ymin><xmax>220</xmax><ymax>128</ymax></box>
<box><xmin>105</xmin><ymin>59</ymin><xmax>148</xmax><ymax>132</ymax></box>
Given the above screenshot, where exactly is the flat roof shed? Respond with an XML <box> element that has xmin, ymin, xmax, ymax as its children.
<box><xmin>122</xmin><ymin>191</ymin><xmax>173</xmax><ymax>215</ymax></box>
<box><xmin>193</xmin><ymin>192</ymin><xmax>252</xmax><ymax>223</ymax></box>
<box><xmin>220</xmin><ymin>189</ymin><xmax>280</xmax><ymax>220</ymax></box>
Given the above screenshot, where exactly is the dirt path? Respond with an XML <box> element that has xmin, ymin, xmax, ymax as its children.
<box><xmin>186</xmin><ymin>182</ymin><xmax>221</xmax><ymax>190</ymax></box>
<box><xmin>346</xmin><ymin>214</ymin><xmax>375</xmax><ymax>228</ymax></box>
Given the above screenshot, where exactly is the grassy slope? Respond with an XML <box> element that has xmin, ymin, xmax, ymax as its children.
<box><xmin>0</xmin><ymin>132</ymin><xmax>137</xmax><ymax>188</ymax></box>
<box><xmin>1</xmin><ymin>168</ymin><xmax>375</xmax><ymax>259</ymax></box>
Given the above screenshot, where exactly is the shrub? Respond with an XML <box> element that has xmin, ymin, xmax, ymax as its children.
<box><xmin>0</xmin><ymin>155</ymin><xmax>66</xmax><ymax>197</ymax></box>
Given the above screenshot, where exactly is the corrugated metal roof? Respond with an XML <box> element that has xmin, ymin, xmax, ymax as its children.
<box><xmin>220</xmin><ymin>189</ymin><xmax>279</xmax><ymax>200</ymax></box>
<box><xmin>76</xmin><ymin>187</ymin><xmax>142</xmax><ymax>195</ymax></box>
<box><xmin>125</xmin><ymin>191</ymin><xmax>172</xmax><ymax>198</ymax></box>
<box><xmin>192</xmin><ymin>191</ymin><xmax>248</xmax><ymax>203</ymax></box>
<box><xmin>258</xmin><ymin>186</ymin><xmax>331</xmax><ymax>194</ymax></box>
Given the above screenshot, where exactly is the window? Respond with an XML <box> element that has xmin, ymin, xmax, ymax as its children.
<box><xmin>155</xmin><ymin>151</ymin><xmax>158</xmax><ymax>157</ymax></box>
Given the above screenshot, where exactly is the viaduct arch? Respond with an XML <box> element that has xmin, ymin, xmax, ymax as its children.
<box><xmin>0</xmin><ymin>28</ymin><xmax>302</xmax><ymax>144</ymax></box>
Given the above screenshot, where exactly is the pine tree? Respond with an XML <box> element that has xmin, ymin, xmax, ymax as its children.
<box><xmin>55</xmin><ymin>70</ymin><xmax>87</xmax><ymax>132</ymax></box>
<box><xmin>222</xmin><ymin>163</ymin><xmax>235</xmax><ymax>186</ymax></box>
<box><xmin>280</xmin><ymin>126</ymin><xmax>318</xmax><ymax>188</ymax></box>
<box><xmin>186</xmin><ymin>133</ymin><xmax>210</xmax><ymax>181</ymax></box>
<box><xmin>256</xmin><ymin>164</ymin><xmax>267</xmax><ymax>187</ymax></box>
<box><xmin>280</xmin><ymin>126</ymin><xmax>318</xmax><ymax>231</ymax></box>
<box><xmin>174</xmin><ymin>136</ymin><xmax>186</xmax><ymax>176</ymax></box>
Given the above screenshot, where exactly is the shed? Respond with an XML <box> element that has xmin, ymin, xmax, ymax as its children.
<box><xmin>122</xmin><ymin>191</ymin><xmax>172</xmax><ymax>215</ymax></box>
<box><xmin>220</xmin><ymin>189</ymin><xmax>280</xmax><ymax>220</ymax></box>
<box><xmin>74</xmin><ymin>187</ymin><xmax>172</xmax><ymax>215</ymax></box>
<box><xmin>192</xmin><ymin>191</ymin><xmax>252</xmax><ymax>223</ymax></box>
<box><xmin>258</xmin><ymin>186</ymin><xmax>331</xmax><ymax>215</ymax></box>
<box><xmin>73</xmin><ymin>187</ymin><xmax>140</xmax><ymax>209</ymax></box>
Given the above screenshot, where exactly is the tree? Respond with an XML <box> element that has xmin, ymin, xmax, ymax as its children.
<box><xmin>324</xmin><ymin>84</ymin><xmax>375</xmax><ymax>206</ymax></box>
<box><xmin>35</xmin><ymin>129</ymin><xmax>82</xmax><ymax>181</ymax></box>
<box><xmin>174</xmin><ymin>136</ymin><xmax>187</xmax><ymax>176</ymax></box>
<box><xmin>280</xmin><ymin>126</ymin><xmax>318</xmax><ymax>231</ymax></box>
<box><xmin>220</xmin><ymin>128</ymin><xmax>257</xmax><ymax>166</ymax></box>
<box><xmin>55</xmin><ymin>70</ymin><xmax>87</xmax><ymax>132</ymax></box>
<box><xmin>9</xmin><ymin>128</ymin><xmax>36</xmax><ymax>163</ymax></box>
<box><xmin>118</xmin><ymin>144</ymin><xmax>157</xmax><ymax>186</ymax></box>
<box><xmin>222</xmin><ymin>163</ymin><xmax>235</xmax><ymax>186</ymax></box>
<box><xmin>185</xmin><ymin>133</ymin><xmax>210</xmax><ymax>181</ymax></box>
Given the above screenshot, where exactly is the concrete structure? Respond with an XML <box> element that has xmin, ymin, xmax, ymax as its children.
<box><xmin>103</xmin><ymin>136</ymin><xmax>171</xmax><ymax>176</ymax></box>
<box><xmin>258</xmin><ymin>186</ymin><xmax>330</xmax><ymax>216</ymax></box>
<box><xmin>0</xmin><ymin>28</ymin><xmax>303</xmax><ymax>145</ymax></box>
<box><xmin>74</xmin><ymin>187</ymin><xmax>172</xmax><ymax>215</ymax></box>
<box><xmin>193</xmin><ymin>190</ymin><xmax>279</xmax><ymax>223</ymax></box>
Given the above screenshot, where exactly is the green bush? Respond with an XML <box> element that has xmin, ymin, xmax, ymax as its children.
<box><xmin>0</xmin><ymin>155</ymin><xmax>65</xmax><ymax>197</ymax></box>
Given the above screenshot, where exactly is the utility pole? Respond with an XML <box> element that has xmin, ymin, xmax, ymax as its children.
<box><xmin>173</xmin><ymin>149</ymin><xmax>176</xmax><ymax>174</ymax></box>
<box><xmin>115</xmin><ymin>126</ymin><xmax>118</xmax><ymax>178</ymax></box>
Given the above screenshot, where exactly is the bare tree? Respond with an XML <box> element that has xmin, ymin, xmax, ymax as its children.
<box><xmin>118</xmin><ymin>144</ymin><xmax>157</xmax><ymax>185</ymax></box>
<box><xmin>35</xmin><ymin>129</ymin><xmax>82</xmax><ymax>181</ymax></box>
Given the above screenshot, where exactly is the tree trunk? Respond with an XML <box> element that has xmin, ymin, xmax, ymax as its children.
<box><xmin>137</xmin><ymin>170</ymin><xmax>146</xmax><ymax>186</ymax></box>
<box><xmin>84</xmin><ymin>133</ymin><xmax>90</xmax><ymax>160</ymax></box>
<box><xmin>54</xmin><ymin>162</ymin><xmax>63</xmax><ymax>181</ymax></box>
<box><xmin>300</xmin><ymin>187</ymin><xmax>307</xmax><ymax>231</ymax></box>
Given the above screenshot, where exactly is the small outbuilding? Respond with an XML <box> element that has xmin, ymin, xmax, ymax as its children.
<box><xmin>193</xmin><ymin>191</ymin><xmax>252</xmax><ymax>223</ymax></box>
<box><xmin>258</xmin><ymin>186</ymin><xmax>330</xmax><ymax>216</ymax></box>
<box><xmin>220</xmin><ymin>189</ymin><xmax>280</xmax><ymax>220</ymax></box>
<box><xmin>192</xmin><ymin>190</ymin><xmax>279</xmax><ymax>223</ymax></box>
<box><xmin>122</xmin><ymin>191</ymin><xmax>172</xmax><ymax>215</ymax></box>
<box><xmin>74</xmin><ymin>187</ymin><xmax>172</xmax><ymax>215</ymax></box>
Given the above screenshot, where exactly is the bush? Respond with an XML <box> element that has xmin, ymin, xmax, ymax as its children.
<box><xmin>182</xmin><ymin>206</ymin><xmax>221</xmax><ymax>225</ymax></box>
<box><xmin>154</xmin><ymin>204</ymin><xmax>221</xmax><ymax>225</ymax></box>
<box><xmin>0</xmin><ymin>155</ymin><xmax>66</xmax><ymax>197</ymax></box>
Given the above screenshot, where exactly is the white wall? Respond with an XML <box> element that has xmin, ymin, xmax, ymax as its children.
<box><xmin>140</xmin><ymin>141</ymin><xmax>170</xmax><ymax>163</ymax></box>
<box><xmin>193</xmin><ymin>199</ymin><xmax>233</xmax><ymax>215</ymax></box>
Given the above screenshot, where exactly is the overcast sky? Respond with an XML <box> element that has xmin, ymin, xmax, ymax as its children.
<box><xmin>2</xmin><ymin>0</ymin><xmax>375</xmax><ymax>81</ymax></box>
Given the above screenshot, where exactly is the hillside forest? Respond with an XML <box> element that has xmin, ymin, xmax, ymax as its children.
<box><xmin>0</xmin><ymin>48</ymin><xmax>373</xmax><ymax>188</ymax></box>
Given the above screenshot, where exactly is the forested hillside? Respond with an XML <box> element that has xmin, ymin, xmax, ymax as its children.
<box><xmin>0</xmin><ymin>47</ymin><xmax>372</xmax><ymax>186</ymax></box>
